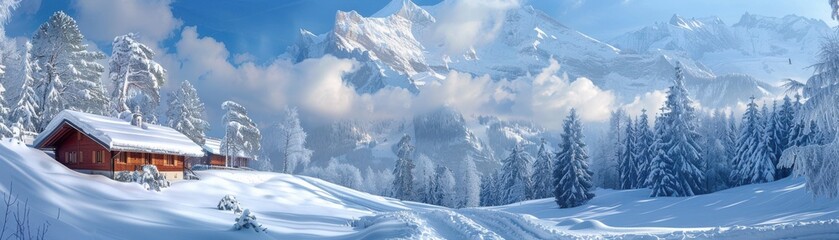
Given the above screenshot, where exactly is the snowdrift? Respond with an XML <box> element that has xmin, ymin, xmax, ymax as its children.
<box><xmin>2</xmin><ymin>139</ymin><xmax>839</xmax><ymax>239</ymax></box>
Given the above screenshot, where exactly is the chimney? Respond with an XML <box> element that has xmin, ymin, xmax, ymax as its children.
<box><xmin>130</xmin><ymin>106</ymin><xmax>143</xmax><ymax>127</ymax></box>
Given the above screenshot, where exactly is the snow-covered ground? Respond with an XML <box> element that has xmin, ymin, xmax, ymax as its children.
<box><xmin>1</xmin><ymin>139</ymin><xmax>838</xmax><ymax>239</ymax></box>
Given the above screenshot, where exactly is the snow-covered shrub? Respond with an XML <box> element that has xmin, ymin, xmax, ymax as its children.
<box><xmin>114</xmin><ymin>165</ymin><xmax>170</xmax><ymax>191</ymax></box>
<box><xmin>233</xmin><ymin>209</ymin><xmax>266</xmax><ymax>233</ymax></box>
<box><xmin>217</xmin><ymin>194</ymin><xmax>243</xmax><ymax>214</ymax></box>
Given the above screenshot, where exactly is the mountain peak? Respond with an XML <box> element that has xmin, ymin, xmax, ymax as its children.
<box><xmin>669</xmin><ymin>14</ymin><xmax>686</xmax><ymax>26</ymax></box>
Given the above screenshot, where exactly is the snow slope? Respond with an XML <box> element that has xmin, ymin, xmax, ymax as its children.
<box><xmin>2</xmin><ymin>139</ymin><xmax>839</xmax><ymax>239</ymax></box>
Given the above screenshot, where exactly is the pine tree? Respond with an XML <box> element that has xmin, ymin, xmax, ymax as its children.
<box><xmin>275</xmin><ymin>107</ymin><xmax>313</xmax><ymax>174</ymax></box>
<box><xmin>765</xmin><ymin>101</ymin><xmax>785</xmax><ymax>178</ymax></box>
<box><xmin>634</xmin><ymin>109</ymin><xmax>655</xmax><ymax>188</ymax></box>
<box><xmin>109</xmin><ymin>33</ymin><xmax>166</xmax><ymax>122</ymax></box>
<box><xmin>430</xmin><ymin>166</ymin><xmax>456</xmax><ymax>207</ymax></box>
<box><xmin>531</xmin><ymin>139</ymin><xmax>555</xmax><ymax>199</ymax></box>
<box><xmin>166</xmin><ymin>80</ymin><xmax>209</xmax><ymax>145</ymax></box>
<box><xmin>456</xmin><ymin>155</ymin><xmax>481</xmax><ymax>208</ymax></box>
<box><xmin>498</xmin><ymin>144</ymin><xmax>533</xmax><ymax>205</ymax></box>
<box><xmin>647</xmin><ymin>111</ymin><xmax>677</xmax><ymax>197</ymax></box>
<box><xmin>647</xmin><ymin>63</ymin><xmax>705</xmax><ymax>197</ymax></box>
<box><xmin>9</xmin><ymin>41</ymin><xmax>40</xmax><ymax>133</ymax></box>
<box><xmin>391</xmin><ymin>135</ymin><xmax>415</xmax><ymax>201</ymax></box>
<box><xmin>554</xmin><ymin>109</ymin><xmax>595</xmax><ymax>208</ymax></box>
<box><xmin>480</xmin><ymin>173</ymin><xmax>498</xmax><ymax>207</ymax></box>
<box><xmin>220</xmin><ymin>101</ymin><xmax>261</xmax><ymax>167</ymax></box>
<box><xmin>619</xmin><ymin>118</ymin><xmax>639</xmax><ymax>189</ymax></box>
<box><xmin>789</xmin><ymin>120</ymin><xmax>807</xmax><ymax>147</ymax></box>
<box><xmin>413</xmin><ymin>154</ymin><xmax>435</xmax><ymax>203</ymax></box>
<box><xmin>31</xmin><ymin>11</ymin><xmax>108</xmax><ymax>129</ymax></box>
<box><xmin>0</xmin><ymin>82</ymin><xmax>11</xmax><ymax>137</ymax></box>
<box><xmin>775</xmin><ymin>96</ymin><xmax>796</xmax><ymax>178</ymax></box>
<box><xmin>731</xmin><ymin>98</ymin><xmax>775</xmax><ymax>185</ymax></box>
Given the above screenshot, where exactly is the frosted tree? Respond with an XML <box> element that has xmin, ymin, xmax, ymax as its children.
<box><xmin>274</xmin><ymin>107</ymin><xmax>313</xmax><ymax>174</ymax></box>
<box><xmin>774</xmin><ymin>96</ymin><xmax>796</xmax><ymax>178</ymax></box>
<box><xmin>634</xmin><ymin>109</ymin><xmax>655</xmax><ymax>188</ymax></box>
<box><xmin>363</xmin><ymin>167</ymin><xmax>394</xmax><ymax>196</ymax></box>
<box><xmin>31</xmin><ymin>11</ymin><xmax>108</xmax><ymax>128</ymax></box>
<box><xmin>0</xmin><ymin>83</ymin><xmax>10</xmax><ymax>137</ymax></box>
<box><xmin>391</xmin><ymin>135</ymin><xmax>415</xmax><ymax>200</ymax></box>
<box><xmin>430</xmin><ymin>166</ymin><xmax>456</xmax><ymax>207</ymax></box>
<box><xmin>647</xmin><ymin>110</ymin><xmax>677</xmax><ymax>197</ymax></box>
<box><xmin>479</xmin><ymin>173</ymin><xmax>498</xmax><ymax>206</ymax></box>
<box><xmin>456</xmin><ymin>154</ymin><xmax>481</xmax><ymax>208</ymax></box>
<box><xmin>497</xmin><ymin>144</ymin><xmax>533</xmax><ymax>205</ymax></box>
<box><xmin>9</xmin><ymin>41</ymin><xmax>40</xmax><ymax>133</ymax></box>
<box><xmin>413</xmin><ymin>154</ymin><xmax>436</xmax><ymax>203</ymax></box>
<box><xmin>531</xmin><ymin>139</ymin><xmax>555</xmax><ymax>199</ymax></box>
<box><xmin>0</xmin><ymin>0</ymin><xmax>18</xmax><ymax>78</ymax></box>
<box><xmin>109</xmin><ymin>33</ymin><xmax>166</xmax><ymax>122</ymax></box>
<box><xmin>647</xmin><ymin>63</ymin><xmax>705</xmax><ymax>197</ymax></box>
<box><xmin>594</xmin><ymin>110</ymin><xmax>626</xmax><ymax>189</ymax></box>
<box><xmin>554</xmin><ymin>109</ymin><xmax>595</xmax><ymax>208</ymax></box>
<box><xmin>166</xmin><ymin>80</ymin><xmax>209</xmax><ymax>145</ymax></box>
<box><xmin>220</xmin><ymin>101</ymin><xmax>262</xmax><ymax>167</ymax></box>
<box><xmin>302</xmin><ymin>159</ymin><xmax>363</xmax><ymax>190</ymax></box>
<box><xmin>700</xmin><ymin>110</ymin><xmax>732</xmax><ymax>192</ymax></box>
<box><xmin>765</xmin><ymin>101</ymin><xmax>785</xmax><ymax>179</ymax></box>
<box><xmin>731</xmin><ymin>98</ymin><xmax>774</xmax><ymax>185</ymax></box>
<box><xmin>619</xmin><ymin>118</ymin><xmax>639</xmax><ymax>189</ymax></box>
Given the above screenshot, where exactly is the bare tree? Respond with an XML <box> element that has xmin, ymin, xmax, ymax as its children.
<box><xmin>2</xmin><ymin>182</ymin><xmax>52</xmax><ymax>240</ymax></box>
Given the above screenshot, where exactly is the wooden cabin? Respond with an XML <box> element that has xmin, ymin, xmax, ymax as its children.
<box><xmin>33</xmin><ymin>110</ymin><xmax>205</xmax><ymax>181</ymax></box>
<box><xmin>187</xmin><ymin>138</ymin><xmax>252</xmax><ymax>169</ymax></box>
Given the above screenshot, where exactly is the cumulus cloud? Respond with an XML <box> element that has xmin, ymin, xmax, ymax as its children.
<box><xmin>511</xmin><ymin>59</ymin><xmax>615</xmax><ymax>128</ymax></box>
<box><xmin>72</xmin><ymin>0</ymin><xmax>182</xmax><ymax>43</ymax></box>
<box><xmin>621</xmin><ymin>90</ymin><xmax>667</xmax><ymax>117</ymax></box>
<box><xmin>431</xmin><ymin>0</ymin><xmax>520</xmax><ymax>53</ymax></box>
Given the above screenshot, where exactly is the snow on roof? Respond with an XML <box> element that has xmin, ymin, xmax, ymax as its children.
<box><xmin>202</xmin><ymin>138</ymin><xmax>251</xmax><ymax>159</ymax></box>
<box><xmin>34</xmin><ymin>110</ymin><xmax>205</xmax><ymax>157</ymax></box>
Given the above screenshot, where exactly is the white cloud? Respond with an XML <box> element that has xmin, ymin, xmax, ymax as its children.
<box><xmin>431</xmin><ymin>0</ymin><xmax>520</xmax><ymax>53</ymax></box>
<box><xmin>511</xmin><ymin>59</ymin><xmax>615</xmax><ymax>128</ymax></box>
<box><xmin>622</xmin><ymin>90</ymin><xmax>667</xmax><ymax>117</ymax></box>
<box><xmin>72</xmin><ymin>0</ymin><xmax>182</xmax><ymax>44</ymax></box>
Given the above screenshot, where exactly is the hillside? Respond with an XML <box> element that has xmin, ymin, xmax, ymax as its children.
<box><xmin>2</xmin><ymin>139</ymin><xmax>839</xmax><ymax>239</ymax></box>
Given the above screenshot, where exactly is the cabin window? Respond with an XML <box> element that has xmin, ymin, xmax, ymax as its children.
<box><xmin>166</xmin><ymin>155</ymin><xmax>175</xmax><ymax>166</ymax></box>
<box><xmin>65</xmin><ymin>151</ymin><xmax>77</xmax><ymax>164</ymax></box>
<box><xmin>94</xmin><ymin>151</ymin><xmax>103</xmax><ymax>164</ymax></box>
<box><xmin>118</xmin><ymin>153</ymin><xmax>127</xmax><ymax>163</ymax></box>
<box><xmin>144</xmin><ymin>153</ymin><xmax>152</xmax><ymax>165</ymax></box>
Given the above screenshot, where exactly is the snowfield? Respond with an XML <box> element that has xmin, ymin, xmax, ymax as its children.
<box><xmin>1</xmin><ymin>139</ymin><xmax>838</xmax><ymax>239</ymax></box>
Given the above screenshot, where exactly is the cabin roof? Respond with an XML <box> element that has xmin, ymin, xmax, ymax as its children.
<box><xmin>202</xmin><ymin>138</ymin><xmax>252</xmax><ymax>159</ymax></box>
<box><xmin>34</xmin><ymin>110</ymin><xmax>205</xmax><ymax>157</ymax></box>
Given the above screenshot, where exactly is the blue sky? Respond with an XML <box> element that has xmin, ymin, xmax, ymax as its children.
<box><xmin>2</xmin><ymin>0</ymin><xmax>834</xmax><ymax>135</ymax></box>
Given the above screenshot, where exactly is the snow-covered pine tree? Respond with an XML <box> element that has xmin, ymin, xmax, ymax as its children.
<box><xmin>806</xmin><ymin>120</ymin><xmax>825</xmax><ymax>145</ymax></box>
<box><xmin>479</xmin><ymin>173</ymin><xmax>498</xmax><ymax>206</ymax></box>
<box><xmin>109</xmin><ymin>33</ymin><xmax>166</xmax><ymax>122</ymax></box>
<box><xmin>531</xmin><ymin>139</ymin><xmax>555</xmax><ymax>199</ymax></box>
<box><xmin>647</xmin><ymin>110</ymin><xmax>677</xmax><ymax>197</ymax></box>
<box><xmin>701</xmin><ymin>110</ymin><xmax>732</xmax><ymax>192</ymax></box>
<box><xmin>31</xmin><ymin>11</ymin><xmax>108</xmax><ymax>128</ymax></box>
<box><xmin>413</xmin><ymin>154</ymin><xmax>435</xmax><ymax>204</ymax></box>
<box><xmin>220</xmin><ymin>101</ymin><xmax>261</xmax><ymax>167</ymax></box>
<box><xmin>732</xmin><ymin>98</ymin><xmax>775</xmax><ymax>185</ymax></box>
<box><xmin>391</xmin><ymin>135</ymin><xmax>415</xmax><ymax>201</ymax></box>
<box><xmin>430</xmin><ymin>166</ymin><xmax>456</xmax><ymax>207</ymax></box>
<box><xmin>647</xmin><ymin>63</ymin><xmax>705</xmax><ymax>197</ymax></box>
<box><xmin>554</xmin><ymin>109</ymin><xmax>595</xmax><ymax>208</ymax></box>
<box><xmin>789</xmin><ymin>119</ymin><xmax>807</xmax><ymax>147</ymax></box>
<box><xmin>456</xmin><ymin>154</ymin><xmax>481</xmax><ymax>208</ymax></box>
<box><xmin>765</xmin><ymin>101</ymin><xmax>785</xmax><ymax>179</ymax></box>
<box><xmin>634</xmin><ymin>109</ymin><xmax>655</xmax><ymax>188</ymax></box>
<box><xmin>166</xmin><ymin>80</ymin><xmax>209</xmax><ymax>145</ymax></box>
<box><xmin>9</xmin><ymin>41</ymin><xmax>40</xmax><ymax>133</ymax></box>
<box><xmin>275</xmin><ymin>107</ymin><xmax>313</xmax><ymax>174</ymax></box>
<box><xmin>0</xmin><ymin>81</ymin><xmax>11</xmax><ymax>137</ymax></box>
<box><xmin>498</xmin><ymin>144</ymin><xmax>533</xmax><ymax>205</ymax></box>
<box><xmin>619</xmin><ymin>118</ymin><xmax>638</xmax><ymax>189</ymax></box>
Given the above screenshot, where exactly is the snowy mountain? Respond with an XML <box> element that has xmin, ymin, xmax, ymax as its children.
<box><xmin>611</xmin><ymin>13</ymin><xmax>831</xmax><ymax>84</ymax></box>
<box><xmin>286</xmin><ymin>0</ymin><xmax>779</xmax><ymax>107</ymax></box>
<box><xmin>3</xmin><ymin>139</ymin><xmax>839</xmax><ymax>239</ymax></box>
